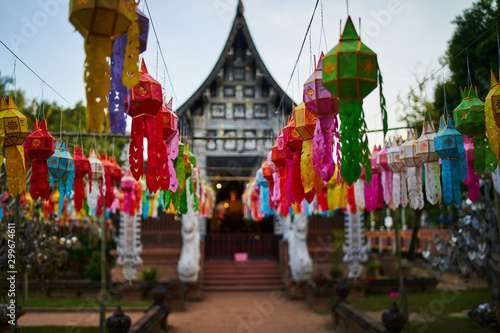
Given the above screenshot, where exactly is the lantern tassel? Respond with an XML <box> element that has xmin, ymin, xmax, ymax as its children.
<box><xmin>122</xmin><ymin>12</ymin><xmax>140</xmax><ymax>89</ymax></box>
<box><xmin>130</xmin><ymin>117</ymin><xmax>144</xmax><ymax>180</ymax></box>
<box><xmin>338</xmin><ymin>100</ymin><xmax>362</xmax><ymax>185</ymax></box>
<box><xmin>145</xmin><ymin>116</ymin><xmax>160</xmax><ymax>193</ymax></box>
<box><xmin>108</xmin><ymin>34</ymin><xmax>128</xmax><ymax>135</ymax></box>
<box><xmin>425</xmin><ymin>161</ymin><xmax>442</xmax><ymax>205</ymax></box>
<box><xmin>74</xmin><ymin>176</ymin><xmax>85</xmax><ymax>212</ymax></box>
<box><xmin>292</xmin><ymin>152</ymin><xmax>305</xmax><ymax>203</ymax></box>
<box><xmin>382</xmin><ymin>170</ymin><xmax>393</xmax><ymax>206</ymax></box>
<box><xmin>392</xmin><ymin>172</ymin><xmax>401</xmax><ymax>210</ymax></box>
<box><xmin>355</xmin><ymin>179</ymin><xmax>365</xmax><ymax>211</ymax></box>
<box><xmin>5</xmin><ymin>145</ymin><xmax>26</xmax><ymax>196</ymax></box>
<box><xmin>300</xmin><ymin>139</ymin><xmax>315</xmax><ymax>195</ymax></box>
<box><xmin>30</xmin><ymin>158</ymin><xmax>50</xmax><ymax>200</ymax></box>
<box><xmin>84</xmin><ymin>35</ymin><xmax>111</xmax><ymax>134</ymax></box>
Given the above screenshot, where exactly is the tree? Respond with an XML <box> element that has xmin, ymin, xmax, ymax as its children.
<box><xmin>434</xmin><ymin>0</ymin><xmax>500</xmax><ymax>111</ymax></box>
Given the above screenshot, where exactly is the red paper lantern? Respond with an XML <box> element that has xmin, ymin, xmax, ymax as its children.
<box><xmin>159</xmin><ymin>97</ymin><xmax>178</xmax><ymax>143</ymax></box>
<box><xmin>100</xmin><ymin>153</ymin><xmax>115</xmax><ymax>208</ymax></box>
<box><xmin>109</xmin><ymin>156</ymin><xmax>122</xmax><ymax>183</ymax></box>
<box><xmin>25</xmin><ymin>119</ymin><xmax>55</xmax><ymax>200</ymax></box>
<box><xmin>73</xmin><ymin>145</ymin><xmax>91</xmax><ymax>212</ymax></box>
<box><xmin>125</xmin><ymin>59</ymin><xmax>163</xmax><ymax>185</ymax></box>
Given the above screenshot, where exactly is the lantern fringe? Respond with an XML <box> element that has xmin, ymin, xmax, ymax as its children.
<box><xmin>354</xmin><ymin>179</ymin><xmax>365</xmax><ymax>211</ymax></box>
<box><xmin>401</xmin><ymin>169</ymin><xmax>408</xmax><ymax>208</ymax></box>
<box><xmin>84</xmin><ymin>35</ymin><xmax>111</xmax><ymax>134</ymax></box>
<box><xmin>382</xmin><ymin>170</ymin><xmax>393</xmax><ymax>206</ymax></box>
<box><xmin>130</xmin><ymin>117</ymin><xmax>144</xmax><ymax>180</ymax></box>
<box><xmin>392</xmin><ymin>172</ymin><xmax>401</xmax><ymax>210</ymax></box>
<box><xmin>30</xmin><ymin>159</ymin><xmax>50</xmax><ymax>200</ymax></box>
<box><xmin>300</xmin><ymin>140</ymin><xmax>315</xmax><ymax>194</ymax></box>
<box><xmin>122</xmin><ymin>12</ymin><xmax>140</xmax><ymax>89</ymax></box>
<box><xmin>145</xmin><ymin>117</ymin><xmax>160</xmax><ymax>193</ymax></box>
<box><xmin>292</xmin><ymin>152</ymin><xmax>305</xmax><ymax>203</ymax></box>
<box><xmin>108</xmin><ymin>34</ymin><xmax>128</xmax><ymax>135</ymax></box>
<box><xmin>5</xmin><ymin>145</ymin><xmax>26</xmax><ymax>196</ymax></box>
<box><xmin>286</xmin><ymin>159</ymin><xmax>295</xmax><ymax>205</ymax></box>
<box><xmin>425</xmin><ymin>161</ymin><xmax>442</xmax><ymax>205</ymax></box>
<box><xmin>339</xmin><ymin>100</ymin><xmax>362</xmax><ymax>185</ymax></box>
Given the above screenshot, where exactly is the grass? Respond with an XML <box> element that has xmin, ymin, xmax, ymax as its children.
<box><xmin>20</xmin><ymin>296</ymin><xmax>152</xmax><ymax>308</ymax></box>
<box><xmin>22</xmin><ymin>327</ymin><xmax>98</xmax><ymax>333</ymax></box>
<box><xmin>349</xmin><ymin>288</ymin><xmax>491</xmax><ymax>332</ymax></box>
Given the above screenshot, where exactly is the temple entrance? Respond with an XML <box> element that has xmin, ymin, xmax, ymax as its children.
<box><xmin>205</xmin><ymin>171</ymin><xmax>276</xmax><ymax>260</ymax></box>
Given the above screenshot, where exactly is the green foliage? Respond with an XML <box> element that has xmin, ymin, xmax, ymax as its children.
<box><xmin>330</xmin><ymin>266</ymin><xmax>343</xmax><ymax>279</ymax></box>
<box><xmin>140</xmin><ymin>268</ymin><xmax>159</xmax><ymax>282</ymax></box>
<box><xmin>366</xmin><ymin>259</ymin><xmax>380</xmax><ymax>270</ymax></box>
<box><xmin>84</xmin><ymin>251</ymin><xmax>114</xmax><ymax>281</ymax></box>
<box><xmin>349</xmin><ymin>288</ymin><xmax>490</xmax><ymax>332</ymax></box>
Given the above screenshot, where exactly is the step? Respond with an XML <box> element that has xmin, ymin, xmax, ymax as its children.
<box><xmin>203</xmin><ymin>273</ymin><xmax>282</xmax><ymax>279</ymax></box>
<box><xmin>203</xmin><ymin>278</ymin><xmax>284</xmax><ymax>286</ymax></box>
<box><xmin>203</xmin><ymin>284</ymin><xmax>285</xmax><ymax>292</ymax></box>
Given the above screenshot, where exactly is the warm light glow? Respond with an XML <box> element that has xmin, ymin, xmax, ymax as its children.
<box><xmin>224</xmin><ymin>202</ymin><xmax>229</xmax><ymax>208</ymax></box>
<box><xmin>216</xmin><ymin>183</ymin><xmax>222</xmax><ymax>189</ymax></box>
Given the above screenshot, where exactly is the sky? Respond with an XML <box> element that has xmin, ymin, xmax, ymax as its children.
<box><xmin>0</xmin><ymin>0</ymin><xmax>477</xmax><ymax>146</ymax></box>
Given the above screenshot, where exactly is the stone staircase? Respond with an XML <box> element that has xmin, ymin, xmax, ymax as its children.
<box><xmin>203</xmin><ymin>260</ymin><xmax>285</xmax><ymax>292</ymax></box>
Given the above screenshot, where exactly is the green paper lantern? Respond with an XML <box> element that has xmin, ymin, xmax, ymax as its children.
<box><xmin>453</xmin><ymin>86</ymin><xmax>485</xmax><ymax>137</ymax></box>
<box><xmin>322</xmin><ymin>17</ymin><xmax>378</xmax><ymax>100</ymax></box>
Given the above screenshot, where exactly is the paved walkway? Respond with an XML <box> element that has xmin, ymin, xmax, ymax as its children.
<box><xmin>20</xmin><ymin>291</ymin><xmax>334</xmax><ymax>333</ymax></box>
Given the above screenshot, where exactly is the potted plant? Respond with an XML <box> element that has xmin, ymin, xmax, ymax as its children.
<box><xmin>366</xmin><ymin>259</ymin><xmax>380</xmax><ymax>279</ymax></box>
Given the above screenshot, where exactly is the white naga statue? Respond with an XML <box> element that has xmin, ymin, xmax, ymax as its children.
<box><xmin>343</xmin><ymin>204</ymin><xmax>371</xmax><ymax>279</ymax></box>
<box><xmin>177</xmin><ymin>174</ymin><xmax>201</xmax><ymax>282</ymax></box>
<box><xmin>287</xmin><ymin>213</ymin><xmax>312</xmax><ymax>281</ymax></box>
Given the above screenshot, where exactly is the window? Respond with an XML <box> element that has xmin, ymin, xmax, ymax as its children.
<box><xmin>243</xmin><ymin>86</ymin><xmax>254</xmax><ymax>97</ymax></box>
<box><xmin>224</xmin><ymin>86</ymin><xmax>235</xmax><ymax>97</ymax></box>
<box><xmin>253</xmin><ymin>104</ymin><xmax>268</xmax><ymax>119</ymax></box>
<box><xmin>234</xmin><ymin>104</ymin><xmax>246</xmax><ymax>119</ymax></box>
<box><xmin>223</xmin><ymin>130</ymin><xmax>237</xmax><ymax>151</ymax></box>
<box><xmin>243</xmin><ymin>130</ymin><xmax>257</xmax><ymax>151</ymax></box>
<box><xmin>211</xmin><ymin>104</ymin><xmax>225</xmax><ymax>118</ymax></box>
<box><xmin>233</xmin><ymin>67</ymin><xmax>245</xmax><ymax>81</ymax></box>
<box><xmin>263</xmin><ymin>129</ymin><xmax>274</xmax><ymax>150</ymax></box>
<box><xmin>206</xmin><ymin>130</ymin><xmax>217</xmax><ymax>151</ymax></box>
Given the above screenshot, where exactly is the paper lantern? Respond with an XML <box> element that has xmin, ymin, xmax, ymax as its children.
<box><xmin>48</xmin><ymin>140</ymin><xmax>75</xmax><ymax>216</ymax></box>
<box><xmin>377</xmin><ymin>141</ymin><xmax>393</xmax><ymax>207</ymax></box>
<box><xmin>387</xmin><ymin>137</ymin><xmax>407</xmax><ymax>209</ymax></box>
<box><xmin>69</xmin><ymin>0</ymin><xmax>135</xmax><ymax>133</ymax></box>
<box><xmin>464</xmin><ymin>136</ymin><xmax>480</xmax><ymax>202</ymax></box>
<box><xmin>271</xmin><ymin>134</ymin><xmax>288</xmax><ymax>215</ymax></box>
<box><xmin>434</xmin><ymin>115</ymin><xmax>466</xmax><ymax>206</ymax></box>
<box><xmin>364</xmin><ymin>146</ymin><xmax>383</xmax><ymax>212</ymax></box>
<box><xmin>295</xmin><ymin>101</ymin><xmax>316</xmax><ymax>140</ymax></box>
<box><xmin>322</xmin><ymin>17</ymin><xmax>384</xmax><ymax>185</ymax></box>
<box><xmin>125</xmin><ymin>59</ymin><xmax>163</xmax><ymax>188</ymax></box>
<box><xmin>416</xmin><ymin>121</ymin><xmax>441</xmax><ymax>205</ymax></box>
<box><xmin>485</xmin><ymin>71</ymin><xmax>500</xmax><ymax>158</ymax></box>
<box><xmin>400</xmin><ymin>129</ymin><xmax>424</xmax><ymax>210</ymax></box>
<box><xmin>73</xmin><ymin>145</ymin><xmax>91</xmax><ymax>212</ymax></box>
<box><xmin>453</xmin><ymin>87</ymin><xmax>485</xmax><ymax>136</ymax></box>
<box><xmin>415</xmin><ymin>121</ymin><xmax>438</xmax><ymax>163</ymax></box>
<box><xmin>25</xmin><ymin>119</ymin><xmax>55</xmax><ymax>200</ymax></box>
<box><xmin>159</xmin><ymin>97</ymin><xmax>178</xmax><ymax>143</ymax></box>
<box><xmin>87</xmin><ymin>149</ymin><xmax>104</xmax><ymax>215</ymax></box>
<box><xmin>100</xmin><ymin>153</ymin><xmax>115</xmax><ymax>208</ymax></box>
<box><xmin>0</xmin><ymin>95</ymin><xmax>29</xmax><ymax>196</ymax></box>
<box><xmin>108</xmin><ymin>4</ymin><xmax>149</xmax><ymax>135</ymax></box>
<box><xmin>284</xmin><ymin>113</ymin><xmax>304</xmax><ymax>204</ymax></box>
<box><xmin>295</xmin><ymin>101</ymin><xmax>318</xmax><ymax>202</ymax></box>
<box><xmin>304</xmin><ymin>54</ymin><xmax>339</xmax><ymax>184</ymax></box>
<box><xmin>400</xmin><ymin>129</ymin><xmax>423</xmax><ymax>168</ymax></box>
<box><xmin>387</xmin><ymin>138</ymin><xmax>405</xmax><ymax>173</ymax></box>
<box><xmin>109</xmin><ymin>156</ymin><xmax>122</xmax><ymax>184</ymax></box>
<box><xmin>303</xmin><ymin>53</ymin><xmax>339</xmax><ymax>117</ymax></box>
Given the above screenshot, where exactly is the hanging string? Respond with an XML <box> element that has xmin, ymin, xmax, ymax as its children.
<box><xmin>443</xmin><ymin>71</ymin><xmax>448</xmax><ymax>119</ymax></box>
<box><xmin>59</xmin><ymin>99</ymin><xmax>63</xmax><ymax>140</ymax></box>
<box><xmin>359</xmin><ymin>18</ymin><xmax>362</xmax><ymax>39</ymax></box>
<box><xmin>12</xmin><ymin>58</ymin><xmax>17</xmax><ymax>105</ymax></box>
<box><xmin>346</xmin><ymin>0</ymin><xmax>349</xmax><ymax>16</ymax></box>
<box><xmin>309</xmin><ymin>29</ymin><xmax>313</xmax><ymax>74</ymax></box>
<box><xmin>320</xmin><ymin>0</ymin><xmax>328</xmax><ymax>50</ymax></box>
<box><xmin>466</xmin><ymin>48</ymin><xmax>472</xmax><ymax>88</ymax></box>
<box><xmin>155</xmin><ymin>41</ymin><xmax>159</xmax><ymax>80</ymax></box>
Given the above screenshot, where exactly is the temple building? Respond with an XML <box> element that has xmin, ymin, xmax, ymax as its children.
<box><xmin>177</xmin><ymin>0</ymin><xmax>294</xmax><ymax>229</ymax></box>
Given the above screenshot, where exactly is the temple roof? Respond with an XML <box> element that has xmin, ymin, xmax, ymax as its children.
<box><xmin>177</xmin><ymin>0</ymin><xmax>294</xmax><ymax>118</ymax></box>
